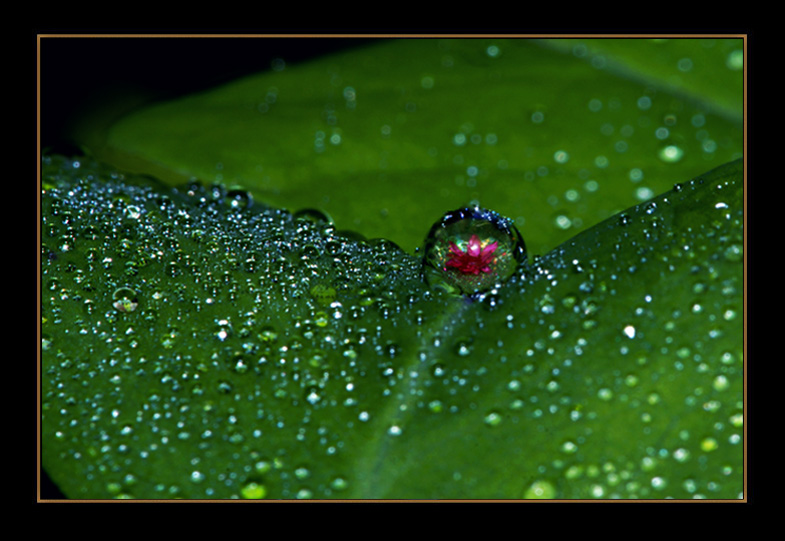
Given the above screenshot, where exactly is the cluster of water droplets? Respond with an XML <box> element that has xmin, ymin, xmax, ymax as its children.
<box><xmin>370</xmin><ymin>160</ymin><xmax>741</xmax><ymax>499</ymax></box>
<box><xmin>472</xmin><ymin>165</ymin><xmax>744</xmax><ymax>499</ymax></box>
<box><xmin>41</xmin><ymin>155</ymin><xmax>440</xmax><ymax>499</ymax></box>
<box><xmin>41</xmin><ymin>155</ymin><xmax>742</xmax><ymax>499</ymax></box>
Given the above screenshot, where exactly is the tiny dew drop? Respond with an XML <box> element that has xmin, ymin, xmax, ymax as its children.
<box><xmin>422</xmin><ymin>206</ymin><xmax>526</xmax><ymax>295</ymax></box>
<box><xmin>455</xmin><ymin>340</ymin><xmax>473</xmax><ymax>357</ymax></box>
<box><xmin>330</xmin><ymin>476</ymin><xmax>349</xmax><ymax>491</ymax></box>
<box><xmin>483</xmin><ymin>410</ymin><xmax>503</xmax><ymax>427</ymax></box>
<box><xmin>723</xmin><ymin>243</ymin><xmax>743</xmax><ymax>262</ymax></box>
<box><xmin>112</xmin><ymin>287</ymin><xmax>139</xmax><ymax>313</ymax></box>
<box><xmin>225</xmin><ymin>188</ymin><xmax>253</xmax><ymax>209</ymax></box>
<box><xmin>658</xmin><ymin>144</ymin><xmax>684</xmax><ymax>163</ymax></box>
<box><xmin>240</xmin><ymin>481</ymin><xmax>267</xmax><ymax>499</ymax></box>
<box><xmin>524</xmin><ymin>480</ymin><xmax>556</xmax><ymax>499</ymax></box>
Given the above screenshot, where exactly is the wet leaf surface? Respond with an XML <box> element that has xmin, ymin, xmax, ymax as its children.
<box><xmin>41</xmin><ymin>156</ymin><xmax>743</xmax><ymax>499</ymax></box>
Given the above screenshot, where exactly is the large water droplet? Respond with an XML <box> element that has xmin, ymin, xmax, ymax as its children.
<box><xmin>422</xmin><ymin>206</ymin><xmax>526</xmax><ymax>295</ymax></box>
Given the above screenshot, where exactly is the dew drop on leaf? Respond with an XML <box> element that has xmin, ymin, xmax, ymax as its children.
<box><xmin>658</xmin><ymin>144</ymin><xmax>684</xmax><ymax>163</ymax></box>
<box><xmin>422</xmin><ymin>206</ymin><xmax>526</xmax><ymax>295</ymax></box>
<box><xmin>240</xmin><ymin>481</ymin><xmax>267</xmax><ymax>499</ymax></box>
<box><xmin>524</xmin><ymin>479</ymin><xmax>557</xmax><ymax>499</ymax></box>
<box><xmin>112</xmin><ymin>287</ymin><xmax>139</xmax><ymax>313</ymax></box>
<box><xmin>483</xmin><ymin>410</ymin><xmax>503</xmax><ymax>427</ymax></box>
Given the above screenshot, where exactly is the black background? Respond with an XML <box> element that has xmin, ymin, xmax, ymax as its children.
<box><xmin>39</xmin><ymin>35</ymin><xmax>381</xmax><ymax>153</ymax></box>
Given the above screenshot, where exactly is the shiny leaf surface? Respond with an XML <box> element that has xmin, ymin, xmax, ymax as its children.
<box><xmin>41</xmin><ymin>156</ymin><xmax>743</xmax><ymax>499</ymax></box>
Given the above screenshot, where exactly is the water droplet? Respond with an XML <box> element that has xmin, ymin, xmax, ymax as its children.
<box><xmin>483</xmin><ymin>410</ymin><xmax>503</xmax><ymax>427</ymax></box>
<box><xmin>486</xmin><ymin>44</ymin><xmax>500</xmax><ymax>58</ymax></box>
<box><xmin>428</xmin><ymin>399</ymin><xmax>444</xmax><ymax>413</ymax></box>
<box><xmin>629</xmin><ymin>168</ymin><xmax>644</xmax><ymax>182</ymax></box>
<box><xmin>700</xmin><ymin>437</ymin><xmax>719</xmax><ymax>452</ymax></box>
<box><xmin>673</xmin><ymin>448</ymin><xmax>690</xmax><ymax>463</ymax></box>
<box><xmin>524</xmin><ymin>480</ymin><xmax>556</xmax><ymax>499</ymax></box>
<box><xmin>422</xmin><ymin>206</ymin><xmax>526</xmax><ymax>295</ymax></box>
<box><xmin>658</xmin><ymin>145</ymin><xmax>684</xmax><ymax>163</ymax></box>
<box><xmin>677</xmin><ymin>57</ymin><xmax>693</xmax><ymax>72</ymax></box>
<box><xmin>225</xmin><ymin>189</ymin><xmax>253</xmax><ymax>209</ymax></box>
<box><xmin>295</xmin><ymin>488</ymin><xmax>313</xmax><ymax>499</ymax></box>
<box><xmin>124</xmin><ymin>205</ymin><xmax>142</xmax><ymax>220</ymax></box>
<box><xmin>112</xmin><ymin>287</ymin><xmax>139</xmax><ymax>313</ymax></box>
<box><xmin>454</xmin><ymin>340</ymin><xmax>473</xmax><ymax>357</ymax></box>
<box><xmin>254</xmin><ymin>460</ymin><xmax>272</xmax><ymax>475</ymax></box>
<box><xmin>214</xmin><ymin>319</ymin><xmax>233</xmax><ymax>341</ymax></box>
<box><xmin>597</xmin><ymin>388</ymin><xmax>614</xmax><ymax>401</ymax></box>
<box><xmin>713</xmin><ymin>375</ymin><xmax>730</xmax><ymax>391</ymax></box>
<box><xmin>310</xmin><ymin>284</ymin><xmax>337</xmax><ymax>305</ymax></box>
<box><xmin>431</xmin><ymin>362</ymin><xmax>446</xmax><ymax>378</ymax></box>
<box><xmin>190</xmin><ymin>470</ymin><xmax>205</xmax><ymax>483</ymax></box>
<box><xmin>637</xmin><ymin>187</ymin><xmax>656</xmax><ymax>202</ymax></box>
<box><xmin>561</xmin><ymin>440</ymin><xmax>578</xmax><ymax>454</ymax></box>
<box><xmin>554</xmin><ymin>214</ymin><xmax>572</xmax><ymax>230</ymax></box>
<box><xmin>637</xmin><ymin>95</ymin><xmax>652</xmax><ymax>110</ymax></box>
<box><xmin>330</xmin><ymin>476</ymin><xmax>349</xmax><ymax>491</ymax></box>
<box><xmin>241</xmin><ymin>481</ymin><xmax>267</xmax><ymax>499</ymax></box>
<box><xmin>651</xmin><ymin>476</ymin><xmax>668</xmax><ymax>490</ymax></box>
<box><xmin>590</xmin><ymin>484</ymin><xmax>606</xmax><ymax>498</ymax></box>
<box><xmin>314</xmin><ymin>311</ymin><xmax>330</xmax><ymax>328</ymax></box>
<box><xmin>723</xmin><ymin>243</ymin><xmax>743</xmax><ymax>262</ymax></box>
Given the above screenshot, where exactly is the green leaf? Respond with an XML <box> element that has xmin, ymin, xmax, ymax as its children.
<box><xmin>41</xmin><ymin>156</ymin><xmax>743</xmax><ymax>499</ymax></box>
<box><xmin>88</xmin><ymin>38</ymin><xmax>743</xmax><ymax>256</ymax></box>
<box><xmin>536</xmin><ymin>38</ymin><xmax>744</xmax><ymax>122</ymax></box>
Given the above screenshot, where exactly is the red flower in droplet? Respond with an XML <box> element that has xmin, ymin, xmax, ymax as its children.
<box><xmin>445</xmin><ymin>234</ymin><xmax>498</xmax><ymax>275</ymax></box>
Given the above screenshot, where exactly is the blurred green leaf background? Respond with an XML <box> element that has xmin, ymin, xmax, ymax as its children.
<box><xmin>82</xmin><ymin>37</ymin><xmax>743</xmax><ymax>255</ymax></box>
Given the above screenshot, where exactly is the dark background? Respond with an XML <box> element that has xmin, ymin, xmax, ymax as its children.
<box><xmin>38</xmin><ymin>33</ymin><xmax>381</xmax><ymax>500</ymax></box>
<box><xmin>39</xmin><ymin>35</ymin><xmax>380</xmax><ymax>154</ymax></box>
